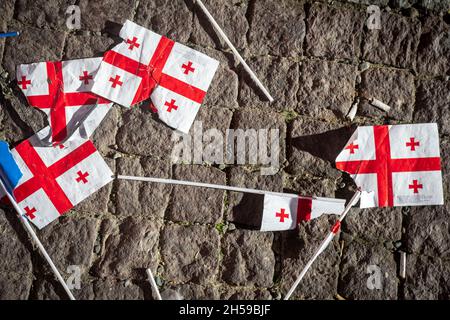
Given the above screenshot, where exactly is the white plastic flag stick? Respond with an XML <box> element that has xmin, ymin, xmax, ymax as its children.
<box><xmin>194</xmin><ymin>0</ymin><xmax>274</xmax><ymax>102</ymax></box>
<box><xmin>370</xmin><ymin>98</ymin><xmax>391</xmax><ymax>112</ymax></box>
<box><xmin>284</xmin><ymin>189</ymin><xmax>362</xmax><ymax>300</ymax></box>
<box><xmin>116</xmin><ymin>175</ymin><xmax>338</xmax><ymax>202</ymax></box>
<box><xmin>0</xmin><ymin>178</ymin><xmax>76</xmax><ymax>300</ymax></box>
<box><xmin>146</xmin><ymin>268</ymin><xmax>162</xmax><ymax>301</ymax></box>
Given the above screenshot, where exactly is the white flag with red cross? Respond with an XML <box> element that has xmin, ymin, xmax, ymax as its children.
<box><xmin>335</xmin><ymin>123</ymin><xmax>443</xmax><ymax>208</ymax></box>
<box><xmin>16</xmin><ymin>57</ymin><xmax>112</xmax><ymax>145</ymax></box>
<box><xmin>0</xmin><ymin>126</ymin><xmax>113</xmax><ymax>229</ymax></box>
<box><xmin>261</xmin><ymin>194</ymin><xmax>346</xmax><ymax>231</ymax></box>
<box><xmin>91</xmin><ymin>20</ymin><xmax>219</xmax><ymax>133</ymax></box>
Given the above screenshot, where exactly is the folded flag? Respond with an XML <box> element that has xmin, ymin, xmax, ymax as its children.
<box><xmin>0</xmin><ymin>127</ymin><xmax>113</xmax><ymax>229</ymax></box>
<box><xmin>261</xmin><ymin>194</ymin><xmax>346</xmax><ymax>231</ymax></box>
<box><xmin>16</xmin><ymin>57</ymin><xmax>112</xmax><ymax>145</ymax></box>
<box><xmin>0</xmin><ymin>141</ymin><xmax>23</xmax><ymax>194</ymax></box>
<box><xmin>91</xmin><ymin>20</ymin><xmax>219</xmax><ymax>133</ymax></box>
<box><xmin>335</xmin><ymin>123</ymin><xmax>443</xmax><ymax>208</ymax></box>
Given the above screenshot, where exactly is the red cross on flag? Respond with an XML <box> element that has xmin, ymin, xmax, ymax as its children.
<box><xmin>0</xmin><ymin>126</ymin><xmax>113</xmax><ymax>229</ymax></box>
<box><xmin>91</xmin><ymin>20</ymin><xmax>219</xmax><ymax>133</ymax></box>
<box><xmin>16</xmin><ymin>57</ymin><xmax>112</xmax><ymax>145</ymax></box>
<box><xmin>335</xmin><ymin>123</ymin><xmax>443</xmax><ymax>208</ymax></box>
<box><xmin>261</xmin><ymin>194</ymin><xmax>346</xmax><ymax>231</ymax></box>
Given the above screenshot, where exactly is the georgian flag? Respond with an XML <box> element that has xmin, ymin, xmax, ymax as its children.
<box><xmin>0</xmin><ymin>126</ymin><xmax>113</xmax><ymax>229</ymax></box>
<box><xmin>261</xmin><ymin>194</ymin><xmax>346</xmax><ymax>231</ymax></box>
<box><xmin>91</xmin><ymin>20</ymin><xmax>219</xmax><ymax>133</ymax></box>
<box><xmin>335</xmin><ymin>123</ymin><xmax>443</xmax><ymax>208</ymax></box>
<box><xmin>16</xmin><ymin>58</ymin><xmax>112</xmax><ymax>145</ymax></box>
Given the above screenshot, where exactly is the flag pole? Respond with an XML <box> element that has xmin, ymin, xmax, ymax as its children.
<box><xmin>194</xmin><ymin>0</ymin><xmax>274</xmax><ymax>102</ymax></box>
<box><xmin>146</xmin><ymin>268</ymin><xmax>162</xmax><ymax>300</ymax></box>
<box><xmin>116</xmin><ymin>175</ymin><xmax>343</xmax><ymax>205</ymax></box>
<box><xmin>0</xmin><ymin>179</ymin><xmax>76</xmax><ymax>300</ymax></box>
<box><xmin>284</xmin><ymin>189</ymin><xmax>362</xmax><ymax>300</ymax></box>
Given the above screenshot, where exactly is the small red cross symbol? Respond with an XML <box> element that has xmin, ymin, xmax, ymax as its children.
<box><xmin>345</xmin><ymin>142</ymin><xmax>359</xmax><ymax>154</ymax></box>
<box><xmin>406</xmin><ymin>137</ymin><xmax>420</xmax><ymax>151</ymax></box>
<box><xmin>409</xmin><ymin>179</ymin><xmax>423</xmax><ymax>194</ymax></box>
<box><xmin>79</xmin><ymin>71</ymin><xmax>93</xmax><ymax>85</ymax></box>
<box><xmin>181</xmin><ymin>61</ymin><xmax>195</xmax><ymax>75</ymax></box>
<box><xmin>164</xmin><ymin>99</ymin><xmax>178</xmax><ymax>112</ymax></box>
<box><xmin>126</xmin><ymin>37</ymin><xmax>140</xmax><ymax>50</ymax></box>
<box><xmin>275</xmin><ymin>208</ymin><xmax>289</xmax><ymax>223</ymax></box>
<box><xmin>109</xmin><ymin>75</ymin><xmax>123</xmax><ymax>88</ymax></box>
<box><xmin>24</xmin><ymin>206</ymin><xmax>37</xmax><ymax>220</ymax></box>
<box><xmin>76</xmin><ymin>171</ymin><xmax>89</xmax><ymax>184</ymax></box>
<box><xmin>18</xmin><ymin>76</ymin><xmax>31</xmax><ymax>89</ymax></box>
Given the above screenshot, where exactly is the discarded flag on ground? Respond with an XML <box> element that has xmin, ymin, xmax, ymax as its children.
<box><xmin>0</xmin><ymin>127</ymin><xmax>113</xmax><ymax>229</ymax></box>
<box><xmin>91</xmin><ymin>20</ymin><xmax>219</xmax><ymax>133</ymax></box>
<box><xmin>0</xmin><ymin>141</ymin><xmax>23</xmax><ymax>193</ymax></box>
<box><xmin>16</xmin><ymin>57</ymin><xmax>112</xmax><ymax>145</ymax></box>
<box><xmin>261</xmin><ymin>194</ymin><xmax>346</xmax><ymax>231</ymax></box>
<box><xmin>335</xmin><ymin>123</ymin><xmax>443</xmax><ymax>208</ymax></box>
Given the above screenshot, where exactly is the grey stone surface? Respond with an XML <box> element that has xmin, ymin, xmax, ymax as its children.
<box><xmin>338</xmin><ymin>240</ymin><xmax>398</xmax><ymax>300</ymax></box>
<box><xmin>160</xmin><ymin>224</ymin><xmax>220</xmax><ymax>284</ymax></box>
<box><xmin>297</xmin><ymin>59</ymin><xmax>357</xmax><ymax>120</ymax></box>
<box><xmin>95</xmin><ymin>217</ymin><xmax>162</xmax><ymax>280</ymax></box>
<box><xmin>227</xmin><ymin>167</ymin><xmax>283</xmax><ymax>227</ymax></box>
<box><xmin>135</xmin><ymin>0</ymin><xmax>193</xmax><ymax>43</ymax></box>
<box><xmin>116</xmin><ymin>106</ymin><xmax>174</xmax><ymax>158</ymax></box>
<box><xmin>221</xmin><ymin>230</ymin><xmax>275</xmax><ymax>287</ymax></box>
<box><xmin>404</xmin><ymin>254</ymin><xmax>450</xmax><ymax>299</ymax></box>
<box><xmin>362</xmin><ymin>12</ymin><xmax>421</xmax><ymax>69</ymax></box>
<box><xmin>166</xmin><ymin>165</ymin><xmax>225</xmax><ymax>224</ymax></box>
<box><xmin>192</xmin><ymin>0</ymin><xmax>249</xmax><ymax>50</ymax></box>
<box><xmin>306</xmin><ymin>3</ymin><xmax>364</xmax><ymax>61</ymax></box>
<box><xmin>37</xmin><ymin>217</ymin><xmax>99</xmax><ymax>276</ymax></box>
<box><xmin>78</xmin><ymin>0</ymin><xmax>137</xmax><ymax>32</ymax></box>
<box><xmin>414</xmin><ymin>79</ymin><xmax>450</xmax><ymax>136</ymax></box>
<box><xmin>280</xmin><ymin>216</ymin><xmax>340</xmax><ymax>300</ymax></box>
<box><xmin>115</xmin><ymin>157</ymin><xmax>171</xmax><ymax>219</ymax></box>
<box><xmin>64</xmin><ymin>34</ymin><xmax>115</xmax><ymax>60</ymax></box>
<box><xmin>220</xmin><ymin>287</ymin><xmax>272</xmax><ymax>300</ymax></box>
<box><xmin>239</xmin><ymin>56</ymin><xmax>299</xmax><ymax>111</ymax></box>
<box><xmin>405</xmin><ymin>204</ymin><xmax>450</xmax><ymax>259</ymax></box>
<box><xmin>416</xmin><ymin>16</ymin><xmax>450</xmax><ymax>77</ymax></box>
<box><xmin>248</xmin><ymin>0</ymin><xmax>305</xmax><ymax>57</ymax></box>
<box><xmin>15</xmin><ymin>0</ymin><xmax>76</xmax><ymax>29</ymax></box>
<box><xmin>343</xmin><ymin>207</ymin><xmax>403</xmax><ymax>243</ymax></box>
<box><xmin>359</xmin><ymin>67</ymin><xmax>415</xmax><ymax>121</ymax></box>
<box><xmin>2</xmin><ymin>20</ymin><xmax>66</xmax><ymax>79</ymax></box>
<box><xmin>288</xmin><ymin>117</ymin><xmax>352</xmax><ymax>178</ymax></box>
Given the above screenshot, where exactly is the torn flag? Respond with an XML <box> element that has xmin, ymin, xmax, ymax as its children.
<box><xmin>16</xmin><ymin>57</ymin><xmax>112</xmax><ymax>145</ymax></box>
<box><xmin>91</xmin><ymin>20</ymin><xmax>219</xmax><ymax>133</ymax></box>
<box><xmin>335</xmin><ymin>123</ymin><xmax>443</xmax><ymax>208</ymax></box>
<box><xmin>261</xmin><ymin>194</ymin><xmax>346</xmax><ymax>231</ymax></box>
<box><xmin>0</xmin><ymin>141</ymin><xmax>23</xmax><ymax>193</ymax></box>
<box><xmin>0</xmin><ymin>127</ymin><xmax>113</xmax><ymax>229</ymax></box>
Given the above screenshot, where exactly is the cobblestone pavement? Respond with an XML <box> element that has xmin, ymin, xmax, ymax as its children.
<box><xmin>0</xmin><ymin>0</ymin><xmax>449</xmax><ymax>300</ymax></box>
